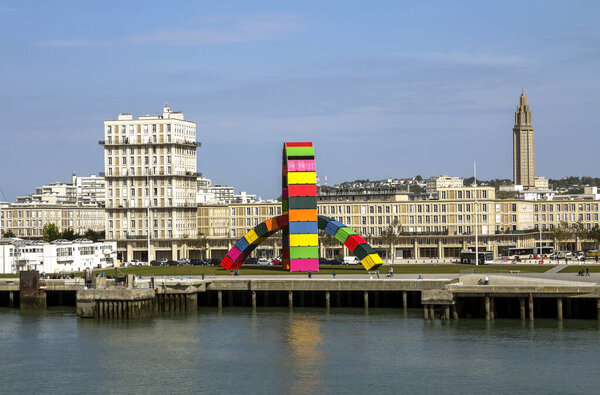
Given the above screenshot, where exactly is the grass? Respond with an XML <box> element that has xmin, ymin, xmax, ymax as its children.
<box><xmin>558</xmin><ymin>265</ymin><xmax>600</xmax><ymax>273</ymax></box>
<box><xmin>0</xmin><ymin>263</ymin><xmax>555</xmax><ymax>278</ymax></box>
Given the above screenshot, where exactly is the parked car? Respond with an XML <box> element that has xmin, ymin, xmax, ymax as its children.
<box><xmin>208</xmin><ymin>258</ymin><xmax>221</xmax><ymax>266</ymax></box>
<box><xmin>257</xmin><ymin>258</ymin><xmax>271</xmax><ymax>266</ymax></box>
<box><xmin>129</xmin><ymin>259</ymin><xmax>140</xmax><ymax>266</ymax></box>
<box><xmin>150</xmin><ymin>260</ymin><xmax>161</xmax><ymax>266</ymax></box>
<box><xmin>165</xmin><ymin>260</ymin><xmax>178</xmax><ymax>266</ymax></box>
<box><xmin>270</xmin><ymin>258</ymin><xmax>282</xmax><ymax>265</ymax></box>
<box><xmin>243</xmin><ymin>257</ymin><xmax>258</xmax><ymax>265</ymax></box>
<box><xmin>327</xmin><ymin>259</ymin><xmax>344</xmax><ymax>265</ymax></box>
<box><xmin>319</xmin><ymin>258</ymin><xmax>329</xmax><ymax>265</ymax></box>
<box><xmin>190</xmin><ymin>258</ymin><xmax>205</xmax><ymax>266</ymax></box>
<box><xmin>177</xmin><ymin>258</ymin><xmax>190</xmax><ymax>265</ymax></box>
<box><xmin>159</xmin><ymin>258</ymin><xmax>168</xmax><ymax>266</ymax></box>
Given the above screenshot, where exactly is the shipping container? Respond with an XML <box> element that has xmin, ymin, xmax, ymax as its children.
<box><xmin>289</xmin><ymin>209</ymin><xmax>318</xmax><ymax>222</ymax></box>
<box><xmin>289</xmin><ymin>234</ymin><xmax>319</xmax><ymax>247</ymax></box>
<box><xmin>288</xmin><ymin>184</ymin><xmax>317</xmax><ymax>197</ymax></box>
<box><xmin>288</xmin><ymin>196</ymin><xmax>317</xmax><ymax>209</ymax></box>
<box><xmin>289</xmin><ymin>258</ymin><xmax>319</xmax><ymax>272</ymax></box>
<box><xmin>334</xmin><ymin>227</ymin><xmax>357</xmax><ymax>244</ymax></box>
<box><xmin>287</xmin><ymin>171</ymin><xmax>317</xmax><ymax>185</ymax></box>
<box><xmin>287</xmin><ymin>159</ymin><xmax>316</xmax><ymax>172</ymax></box>
<box><xmin>289</xmin><ymin>221</ymin><xmax>318</xmax><ymax>234</ymax></box>
<box><xmin>289</xmin><ymin>246</ymin><xmax>319</xmax><ymax>259</ymax></box>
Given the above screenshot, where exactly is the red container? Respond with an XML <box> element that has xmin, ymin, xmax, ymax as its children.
<box><xmin>345</xmin><ymin>235</ymin><xmax>366</xmax><ymax>251</ymax></box>
<box><xmin>288</xmin><ymin>184</ymin><xmax>317</xmax><ymax>197</ymax></box>
<box><xmin>220</xmin><ymin>256</ymin><xmax>234</xmax><ymax>270</ymax></box>
<box><xmin>285</xmin><ymin>142</ymin><xmax>313</xmax><ymax>147</ymax></box>
<box><xmin>276</xmin><ymin>215</ymin><xmax>289</xmax><ymax>228</ymax></box>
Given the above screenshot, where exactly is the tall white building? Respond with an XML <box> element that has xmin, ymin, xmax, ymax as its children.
<box><xmin>101</xmin><ymin>104</ymin><xmax>200</xmax><ymax>262</ymax></box>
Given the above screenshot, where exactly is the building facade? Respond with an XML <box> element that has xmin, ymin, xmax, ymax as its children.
<box><xmin>197</xmin><ymin>187</ymin><xmax>600</xmax><ymax>262</ymax></box>
<box><xmin>101</xmin><ymin>104</ymin><xmax>200</xmax><ymax>262</ymax></box>
<box><xmin>513</xmin><ymin>90</ymin><xmax>535</xmax><ymax>189</ymax></box>
<box><xmin>0</xmin><ymin>238</ymin><xmax>116</xmax><ymax>274</ymax></box>
<box><xmin>0</xmin><ymin>203</ymin><xmax>104</xmax><ymax>238</ymax></box>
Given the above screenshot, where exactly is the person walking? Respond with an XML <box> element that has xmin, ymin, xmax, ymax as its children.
<box><xmin>308</xmin><ymin>271</ymin><xmax>312</xmax><ymax>279</ymax></box>
<box><xmin>332</xmin><ymin>271</ymin><xmax>336</xmax><ymax>279</ymax></box>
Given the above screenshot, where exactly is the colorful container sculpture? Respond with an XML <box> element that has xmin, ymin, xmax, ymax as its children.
<box><xmin>220</xmin><ymin>142</ymin><xmax>383</xmax><ymax>272</ymax></box>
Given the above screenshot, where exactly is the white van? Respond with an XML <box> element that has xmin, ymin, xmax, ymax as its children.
<box><xmin>343</xmin><ymin>256</ymin><xmax>360</xmax><ymax>265</ymax></box>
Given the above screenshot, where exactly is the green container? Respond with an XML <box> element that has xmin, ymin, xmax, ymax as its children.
<box><xmin>334</xmin><ymin>227</ymin><xmax>357</xmax><ymax>244</ymax></box>
<box><xmin>286</xmin><ymin>146</ymin><xmax>315</xmax><ymax>157</ymax></box>
<box><xmin>353</xmin><ymin>244</ymin><xmax>375</xmax><ymax>260</ymax></box>
<box><xmin>289</xmin><ymin>246</ymin><xmax>319</xmax><ymax>259</ymax></box>
<box><xmin>289</xmin><ymin>196</ymin><xmax>317</xmax><ymax>209</ymax></box>
<box><xmin>253</xmin><ymin>222</ymin><xmax>269</xmax><ymax>237</ymax></box>
<box><xmin>282</xmin><ymin>200</ymin><xmax>289</xmax><ymax>212</ymax></box>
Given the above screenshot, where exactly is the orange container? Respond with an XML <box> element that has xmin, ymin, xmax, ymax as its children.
<box><xmin>288</xmin><ymin>209</ymin><xmax>317</xmax><ymax>222</ymax></box>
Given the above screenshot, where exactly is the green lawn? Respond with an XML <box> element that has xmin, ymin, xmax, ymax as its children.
<box><xmin>0</xmin><ymin>263</ymin><xmax>554</xmax><ymax>278</ymax></box>
<box><xmin>558</xmin><ymin>265</ymin><xmax>600</xmax><ymax>273</ymax></box>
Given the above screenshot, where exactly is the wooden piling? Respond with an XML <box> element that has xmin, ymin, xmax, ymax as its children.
<box><xmin>529</xmin><ymin>293</ymin><xmax>534</xmax><ymax>321</ymax></box>
<box><xmin>557</xmin><ymin>298</ymin><xmax>563</xmax><ymax>321</ymax></box>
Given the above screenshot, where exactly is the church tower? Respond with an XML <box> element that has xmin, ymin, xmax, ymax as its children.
<box><xmin>513</xmin><ymin>90</ymin><xmax>535</xmax><ymax>189</ymax></box>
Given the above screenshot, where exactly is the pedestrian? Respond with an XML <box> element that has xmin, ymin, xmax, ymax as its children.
<box><xmin>586</xmin><ymin>268</ymin><xmax>590</xmax><ymax>276</ymax></box>
<box><xmin>308</xmin><ymin>271</ymin><xmax>312</xmax><ymax>279</ymax></box>
<box><xmin>332</xmin><ymin>271</ymin><xmax>336</xmax><ymax>279</ymax></box>
<box><xmin>390</xmin><ymin>267</ymin><xmax>394</xmax><ymax>277</ymax></box>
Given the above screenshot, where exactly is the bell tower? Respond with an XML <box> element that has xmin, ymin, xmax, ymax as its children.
<box><xmin>513</xmin><ymin>90</ymin><xmax>535</xmax><ymax>189</ymax></box>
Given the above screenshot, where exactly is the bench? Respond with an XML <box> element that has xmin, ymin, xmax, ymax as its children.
<box><xmin>509</xmin><ymin>270</ymin><xmax>521</xmax><ymax>274</ymax></box>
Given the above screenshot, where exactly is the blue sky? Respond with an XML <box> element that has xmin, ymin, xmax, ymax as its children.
<box><xmin>1</xmin><ymin>0</ymin><xmax>599</xmax><ymax>201</ymax></box>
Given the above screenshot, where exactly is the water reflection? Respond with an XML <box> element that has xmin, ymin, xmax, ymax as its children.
<box><xmin>285</xmin><ymin>314</ymin><xmax>324</xmax><ymax>395</ymax></box>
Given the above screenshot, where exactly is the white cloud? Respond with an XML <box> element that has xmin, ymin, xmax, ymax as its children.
<box><xmin>129</xmin><ymin>13</ymin><xmax>303</xmax><ymax>45</ymax></box>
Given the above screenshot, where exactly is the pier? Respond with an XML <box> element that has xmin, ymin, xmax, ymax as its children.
<box><xmin>1</xmin><ymin>270</ymin><xmax>600</xmax><ymax>321</ymax></box>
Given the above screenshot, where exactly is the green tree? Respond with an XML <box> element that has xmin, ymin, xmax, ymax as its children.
<box><xmin>61</xmin><ymin>228</ymin><xmax>76</xmax><ymax>240</ymax></box>
<box><xmin>3</xmin><ymin>229</ymin><xmax>16</xmax><ymax>238</ymax></box>
<box><xmin>319</xmin><ymin>231</ymin><xmax>337</xmax><ymax>258</ymax></box>
<box><xmin>379</xmin><ymin>221</ymin><xmax>403</xmax><ymax>263</ymax></box>
<box><xmin>551</xmin><ymin>222</ymin><xmax>568</xmax><ymax>252</ymax></box>
<box><xmin>587</xmin><ymin>225</ymin><xmax>600</xmax><ymax>249</ymax></box>
<box><xmin>572</xmin><ymin>220</ymin><xmax>587</xmax><ymax>250</ymax></box>
<box><xmin>195</xmin><ymin>233</ymin><xmax>209</xmax><ymax>259</ymax></box>
<box><xmin>83</xmin><ymin>229</ymin><xmax>105</xmax><ymax>242</ymax></box>
<box><xmin>42</xmin><ymin>223</ymin><xmax>61</xmax><ymax>242</ymax></box>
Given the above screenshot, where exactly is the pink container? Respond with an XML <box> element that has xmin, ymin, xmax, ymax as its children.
<box><xmin>287</xmin><ymin>159</ymin><xmax>316</xmax><ymax>172</ymax></box>
<box><xmin>289</xmin><ymin>258</ymin><xmax>319</xmax><ymax>272</ymax></box>
<box><xmin>227</xmin><ymin>246</ymin><xmax>241</xmax><ymax>261</ymax></box>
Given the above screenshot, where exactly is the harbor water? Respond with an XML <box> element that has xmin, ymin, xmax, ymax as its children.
<box><xmin>1</xmin><ymin>307</ymin><xmax>599</xmax><ymax>394</ymax></box>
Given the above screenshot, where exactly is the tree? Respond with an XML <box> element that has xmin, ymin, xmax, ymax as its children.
<box><xmin>551</xmin><ymin>222</ymin><xmax>568</xmax><ymax>252</ymax></box>
<box><xmin>3</xmin><ymin>229</ymin><xmax>16</xmax><ymax>238</ymax></box>
<box><xmin>42</xmin><ymin>223</ymin><xmax>61</xmax><ymax>242</ymax></box>
<box><xmin>196</xmin><ymin>233</ymin><xmax>209</xmax><ymax>259</ymax></box>
<box><xmin>587</xmin><ymin>225</ymin><xmax>600</xmax><ymax>249</ymax></box>
<box><xmin>61</xmin><ymin>228</ymin><xmax>76</xmax><ymax>240</ymax></box>
<box><xmin>84</xmin><ymin>229</ymin><xmax>105</xmax><ymax>242</ymax></box>
<box><xmin>319</xmin><ymin>231</ymin><xmax>337</xmax><ymax>258</ymax></box>
<box><xmin>572</xmin><ymin>220</ymin><xmax>587</xmax><ymax>250</ymax></box>
<box><xmin>379</xmin><ymin>221</ymin><xmax>403</xmax><ymax>263</ymax></box>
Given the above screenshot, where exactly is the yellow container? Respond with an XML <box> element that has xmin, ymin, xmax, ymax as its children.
<box><xmin>289</xmin><ymin>234</ymin><xmax>319</xmax><ymax>247</ymax></box>
<box><xmin>361</xmin><ymin>254</ymin><xmax>384</xmax><ymax>270</ymax></box>
<box><xmin>287</xmin><ymin>172</ymin><xmax>317</xmax><ymax>185</ymax></box>
<box><xmin>244</xmin><ymin>229</ymin><xmax>258</xmax><ymax>244</ymax></box>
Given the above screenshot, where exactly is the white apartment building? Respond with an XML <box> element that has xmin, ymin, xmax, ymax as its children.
<box><xmin>426</xmin><ymin>175</ymin><xmax>464</xmax><ymax>193</ymax></box>
<box><xmin>0</xmin><ymin>238</ymin><xmax>116</xmax><ymax>274</ymax></box>
<box><xmin>73</xmin><ymin>173</ymin><xmax>105</xmax><ymax>207</ymax></box>
<box><xmin>101</xmin><ymin>104</ymin><xmax>200</xmax><ymax>262</ymax></box>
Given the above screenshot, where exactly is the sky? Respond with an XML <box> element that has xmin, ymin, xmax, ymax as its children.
<box><xmin>1</xmin><ymin>0</ymin><xmax>599</xmax><ymax>201</ymax></box>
